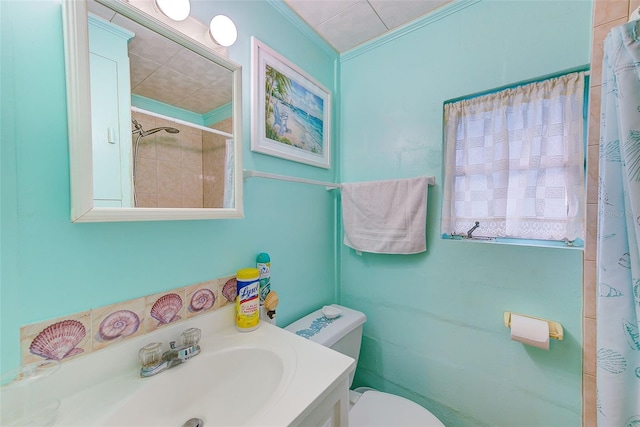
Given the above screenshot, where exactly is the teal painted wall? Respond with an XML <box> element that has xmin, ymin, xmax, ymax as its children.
<box><xmin>1</xmin><ymin>0</ymin><xmax>593</xmax><ymax>424</ymax></box>
<box><xmin>339</xmin><ymin>1</ymin><xmax>591</xmax><ymax>426</ymax></box>
<box><xmin>0</xmin><ymin>0</ymin><xmax>339</xmax><ymax>374</ymax></box>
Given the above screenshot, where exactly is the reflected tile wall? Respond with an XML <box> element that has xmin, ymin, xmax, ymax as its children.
<box><xmin>132</xmin><ymin>111</ymin><xmax>204</xmax><ymax>208</ymax></box>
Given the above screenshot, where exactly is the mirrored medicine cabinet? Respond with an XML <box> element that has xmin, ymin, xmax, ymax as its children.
<box><xmin>62</xmin><ymin>0</ymin><xmax>243</xmax><ymax>222</ymax></box>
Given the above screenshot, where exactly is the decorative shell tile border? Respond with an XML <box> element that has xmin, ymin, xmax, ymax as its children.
<box><xmin>19</xmin><ymin>274</ymin><xmax>237</xmax><ymax>366</ymax></box>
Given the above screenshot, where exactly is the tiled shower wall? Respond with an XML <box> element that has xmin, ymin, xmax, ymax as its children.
<box><xmin>132</xmin><ymin>112</ymin><xmax>231</xmax><ymax>208</ymax></box>
<box><xmin>584</xmin><ymin>1</ymin><xmax>638</xmax><ymax>425</ymax></box>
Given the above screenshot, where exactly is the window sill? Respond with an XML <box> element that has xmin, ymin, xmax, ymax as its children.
<box><xmin>441</xmin><ymin>234</ymin><xmax>584</xmax><ymax>250</ymax></box>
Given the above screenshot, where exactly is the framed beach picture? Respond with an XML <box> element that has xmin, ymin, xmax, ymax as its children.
<box><xmin>251</xmin><ymin>37</ymin><xmax>331</xmax><ymax>169</ymax></box>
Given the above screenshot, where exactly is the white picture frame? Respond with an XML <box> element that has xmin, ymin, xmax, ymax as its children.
<box><xmin>251</xmin><ymin>37</ymin><xmax>331</xmax><ymax>169</ymax></box>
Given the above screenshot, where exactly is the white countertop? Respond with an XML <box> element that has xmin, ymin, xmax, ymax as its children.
<box><xmin>5</xmin><ymin>305</ymin><xmax>355</xmax><ymax>426</ymax></box>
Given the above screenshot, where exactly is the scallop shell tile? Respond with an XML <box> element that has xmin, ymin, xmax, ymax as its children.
<box><xmin>151</xmin><ymin>293</ymin><xmax>183</xmax><ymax>324</ymax></box>
<box><xmin>144</xmin><ymin>289</ymin><xmax>186</xmax><ymax>332</ymax></box>
<box><xmin>220</xmin><ymin>276</ymin><xmax>237</xmax><ymax>305</ymax></box>
<box><xmin>20</xmin><ymin>312</ymin><xmax>91</xmax><ymax>365</ymax></box>
<box><xmin>29</xmin><ymin>320</ymin><xmax>86</xmax><ymax>361</ymax></box>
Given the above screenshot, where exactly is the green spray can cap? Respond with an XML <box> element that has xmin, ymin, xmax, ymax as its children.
<box><xmin>256</xmin><ymin>252</ymin><xmax>270</xmax><ymax>263</ymax></box>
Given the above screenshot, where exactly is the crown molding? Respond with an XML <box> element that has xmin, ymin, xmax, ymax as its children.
<box><xmin>341</xmin><ymin>0</ymin><xmax>482</xmax><ymax>63</ymax></box>
<box><xmin>265</xmin><ymin>0</ymin><xmax>338</xmax><ymax>58</ymax></box>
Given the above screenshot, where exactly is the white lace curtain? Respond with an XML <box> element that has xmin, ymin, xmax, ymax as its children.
<box><xmin>441</xmin><ymin>72</ymin><xmax>585</xmax><ymax>241</ymax></box>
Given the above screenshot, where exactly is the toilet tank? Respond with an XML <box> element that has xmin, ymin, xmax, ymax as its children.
<box><xmin>284</xmin><ymin>305</ymin><xmax>366</xmax><ymax>387</ymax></box>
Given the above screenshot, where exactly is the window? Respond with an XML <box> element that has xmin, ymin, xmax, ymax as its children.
<box><xmin>441</xmin><ymin>72</ymin><xmax>585</xmax><ymax>243</ymax></box>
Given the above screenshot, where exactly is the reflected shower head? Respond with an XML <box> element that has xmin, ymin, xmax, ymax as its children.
<box><xmin>131</xmin><ymin>118</ymin><xmax>180</xmax><ymax>137</ymax></box>
<box><xmin>141</xmin><ymin>127</ymin><xmax>180</xmax><ymax>137</ymax></box>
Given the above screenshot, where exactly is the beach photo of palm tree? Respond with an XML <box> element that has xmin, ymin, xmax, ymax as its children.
<box><xmin>252</xmin><ymin>37</ymin><xmax>331</xmax><ymax>169</ymax></box>
<box><xmin>264</xmin><ymin>64</ymin><xmax>325</xmax><ymax>155</ymax></box>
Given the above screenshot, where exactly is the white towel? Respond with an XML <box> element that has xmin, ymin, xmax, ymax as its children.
<box><xmin>341</xmin><ymin>176</ymin><xmax>428</xmax><ymax>254</ymax></box>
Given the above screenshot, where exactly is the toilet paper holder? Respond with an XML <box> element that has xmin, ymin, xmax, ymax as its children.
<box><xmin>503</xmin><ymin>312</ymin><xmax>564</xmax><ymax>340</ymax></box>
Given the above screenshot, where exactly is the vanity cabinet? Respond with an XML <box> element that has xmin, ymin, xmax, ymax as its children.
<box><xmin>88</xmin><ymin>15</ymin><xmax>133</xmax><ymax>207</ymax></box>
<box><xmin>294</xmin><ymin>376</ymin><xmax>350</xmax><ymax>427</ymax></box>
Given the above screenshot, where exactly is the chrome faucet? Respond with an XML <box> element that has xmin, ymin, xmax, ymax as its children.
<box><xmin>139</xmin><ymin>328</ymin><xmax>201</xmax><ymax>378</ymax></box>
<box><xmin>164</xmin><ymin>340</ymin><xmax>201</xmax><ymax>369</ymax></box>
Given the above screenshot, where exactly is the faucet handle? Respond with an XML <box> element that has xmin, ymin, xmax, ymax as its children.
<box><xmin>181</xmin><ymin>328</ymin><xmax>201</xmax><ymax>346</ymax></box>
<box><xmin>139</xmin><ymin>342</ymin><xmax>163</xmax><ymax>367</ymax></box>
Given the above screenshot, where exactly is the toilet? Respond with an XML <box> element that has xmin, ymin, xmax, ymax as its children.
<box><xmin>285</xmin><ymin>304</ymin><xmax>445</xmax><ymax>427</ymax></box>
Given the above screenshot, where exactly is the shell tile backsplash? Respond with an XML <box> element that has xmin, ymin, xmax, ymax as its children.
<box><xmin>150</xmin><ymin>293</ymin><xmax>184</xmax><ymax>325</ymax></box>
<box><xmin>92</xmin><ymin>298</ymin><xmax>146</xmax><ymax>352</ymax></box>
<box><xmin>21</xmin><ymin>311</ymin><xmax>91</xmax><ymax>366</ymax></box>
<box><xmin>20</xmin><ymin>274</ymin><xmax>236</xmax><ymax>366</ymax></box>
<box><xmin>185</xmin><ymin>280</ymin><xmax>219</xmax><ymax>319</ymax></box>
<box><xmin>220</xmin><ymin>276</ymin><xmax>237</xmax><ymax>305</ymax></box>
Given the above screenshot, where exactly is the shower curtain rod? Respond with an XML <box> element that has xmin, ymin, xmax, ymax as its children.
<box><xmin>243</xmin><ymin>170</ymin><xmax>436</xmax><ymax>190</ymax></box>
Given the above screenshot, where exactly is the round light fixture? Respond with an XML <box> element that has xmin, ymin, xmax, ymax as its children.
<box><xmin>155</xmin><ymin>0</ymin><xmax>190</xmax><ymax>21</ymax></box>
<box><xmin>209</xmin><ymin>15</ymin><xmax>237</xmax><ymax>47</ymax></box>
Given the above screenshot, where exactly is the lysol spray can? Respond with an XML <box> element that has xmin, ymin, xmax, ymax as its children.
<box><xmin>235</xmin><ymin>268</ymin><xmax>260</xmax><ymax>332</ymax></box>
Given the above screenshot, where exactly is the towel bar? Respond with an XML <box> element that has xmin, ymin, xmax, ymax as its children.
<box><xmin>243</xmin><ymin>170</ymin><xmax>436</xmax><ymax>190</ymax></box>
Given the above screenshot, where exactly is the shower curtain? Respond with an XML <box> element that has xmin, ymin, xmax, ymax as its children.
<box><xmin>223</xmin><ymin>139</ymin><xmax>234</xmax><ymax>209</ymax></box>
<box><xmin>597</xmin><ymin>20</ymin><xmax>640</xmax><ymax>427</ymax></box>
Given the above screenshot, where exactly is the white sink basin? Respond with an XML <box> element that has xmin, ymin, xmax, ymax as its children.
<box><xmin>103</xmin><ymin>344</ymin><xmax>293</xmax><ymax>426</ymax></box>
<box><xmin>8</xmin><ymin>306</ymin><xmax>354</xmax><ymax>427</ymax></box>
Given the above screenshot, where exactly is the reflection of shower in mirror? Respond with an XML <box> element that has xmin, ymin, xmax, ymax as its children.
<box><xmin>130</xmin><ymin>111</ymin><xmax>233</xmax><ymax>209</ymax></box>
<box><xmin>131</xmin><ymin>118</ymin><xmax>180</xmax><ymax>207</ymax></box>
<box><xmin>131</xmin><ymin>118</ymin><xmax>179</xmax><ymax>137</ymax></box>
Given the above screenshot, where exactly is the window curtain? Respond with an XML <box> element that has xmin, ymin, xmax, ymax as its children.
<box><xmin>442</xmin><ymin>72</ymin><xmax>585</xmax><ymax>241</ymax></box>
<box><xmin>597</xmin><ymin>20</ymin><xmax>640</xmax><ymax>427</ymax></box>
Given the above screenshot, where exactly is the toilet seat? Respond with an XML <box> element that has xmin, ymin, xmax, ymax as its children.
<box><xmin>349</xmin><ymin>391</ymin><xmax>444</xmax><ymax>427</ymax></box>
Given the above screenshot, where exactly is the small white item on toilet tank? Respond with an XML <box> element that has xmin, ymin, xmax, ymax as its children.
<box><xmin>322</xmin><ymin>306</ymin><xmax>342</xmax><ymax>319</ymax></box>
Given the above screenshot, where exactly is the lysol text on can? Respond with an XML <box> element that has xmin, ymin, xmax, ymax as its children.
<box><xmin>235</xmin><ymin>268</ymin><xmax>260</xmax><ymax>332</ymax></box>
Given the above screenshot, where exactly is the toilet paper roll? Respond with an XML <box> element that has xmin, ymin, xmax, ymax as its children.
<box><xmin>510</xmin><ymin>314</ymin><xmax>550</xmax><ymax>350</ymax></box>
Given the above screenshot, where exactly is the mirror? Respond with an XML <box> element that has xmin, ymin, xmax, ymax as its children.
<box><xmin>63</xmin><ymin>0</ymin><xmax>243</xmax><ymax>222</ymax></box>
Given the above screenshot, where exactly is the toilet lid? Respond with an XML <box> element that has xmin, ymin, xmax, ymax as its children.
<box><xmin>349</xmin><ymin>391</ymin><xmax>445</xmax><ymax>427</ymax></box>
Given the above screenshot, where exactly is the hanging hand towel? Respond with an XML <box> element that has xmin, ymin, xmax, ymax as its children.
<box><xmin>341</xmin><ymin>176</ymin><xmax>428</xmax><ymax>254</ymax></box>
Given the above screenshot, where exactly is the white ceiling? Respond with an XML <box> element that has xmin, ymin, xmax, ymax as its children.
<box><xmin>86</xmin><ymin>0</ymin><xmax>453</xmax><ymax>113</ymax></box>
<box><xmin>283</xmin><ymin>0</ymin><xmax>453</xmax><ymax>52</ymax></box>
<box><xmin>88</xmin><ymin>0</ymin><xmax>233</xmax><ymax>115</ymax></box>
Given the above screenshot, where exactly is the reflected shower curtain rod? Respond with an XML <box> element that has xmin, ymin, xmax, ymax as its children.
<box><xmin>243</xmin><ymin>170</ymin><xmax>435</xmax><ymax>190</ymax></box>
<box><xmin>131</xmin><ymin>107</ymin><xmax>233</xmax><ymax>138</ymax></box>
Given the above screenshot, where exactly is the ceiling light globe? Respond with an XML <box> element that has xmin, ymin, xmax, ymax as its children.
<box><xmin>155</xmin><ymin>0</ymin><xmax>190</xmax><ymax>21</ymax></box>
<box><xmin>209</xmin><ymin>15</ymin><xmax>237</xmax><ymax>47</ymax></box>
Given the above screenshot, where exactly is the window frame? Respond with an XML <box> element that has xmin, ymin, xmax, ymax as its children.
<box><xmin>440</xmin><ymin>69</ymin><xmax>589</xmax><ymax>248</ymax></box>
